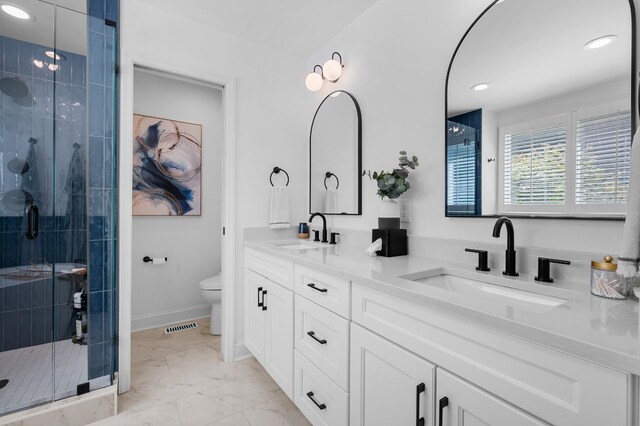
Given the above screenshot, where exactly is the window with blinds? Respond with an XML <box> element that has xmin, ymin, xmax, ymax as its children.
<box><xmin>447</xmin><ymin>141</ymin><xmax>477</xmax><ymax>212</ymax></box>
<box><xmin>504</xmin><ymin>125</ymin><xmax>567</xmax><ymax>206</ymax></box>
<box><xmin>575</xmin><ymin>110</ymin><xmax>631</xmax><ymax>205</ymax></box>
<box><xmin>500</xmin><ymin>101</ymin><xmax>630</xmax><ymax>215</ymax></box>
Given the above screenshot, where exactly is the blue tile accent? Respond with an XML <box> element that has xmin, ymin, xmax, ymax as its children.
<box><xmin>89</xmin><ymin>291</ymin><xmax>104</xmax><ymax>343</ymax></box>
<box><xmin>31</xmin><ymin>307</ymin><xmax>46</xmax><ymax>345</ymax></box>
<box><xmin>89</xmin><ymin>241</ymin><xmax>104</xmax><ymax>292</ymax></box>
<box><xmin>3</xmin><ymin>286</ymin><xmax>17</xmax><ymax>311</ymax></box>
<box><xmin>3</xmin><ymin>311</ymin><xmax>18</xmax><ymax>351</ymax></box>
<box><xmin>17</xmin><ymin>282</ymin><xmax>32</xmax><ymax>310</ymax></box>
<box><xmin>17</xmin><ymin>309</ymin><xmax>32</xmax><ymax>348</ymax></box>
<box><xmin>88</xmin><ymin>0</ymin><xmax>105</xmax><ymax>20</ymax></box>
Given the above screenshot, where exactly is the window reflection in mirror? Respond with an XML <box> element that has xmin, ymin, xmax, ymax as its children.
<box><xmin>445</xmin><ymin>0</ymin><xmax>634</xmax><ymax>218</ymax></box>
<box><xmin>309</xmin><ymin>90</ymin><xmax>362</xmax><ymax>215</ymax></box>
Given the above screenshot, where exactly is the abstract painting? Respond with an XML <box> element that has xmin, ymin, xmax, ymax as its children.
<box><xmin>132</xmin><ymin>114</ymin><xmax>202</xmax><ymax>216</ymax></box>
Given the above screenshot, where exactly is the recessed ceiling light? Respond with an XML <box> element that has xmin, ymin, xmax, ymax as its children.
<box><xmin>471</xmin><ymin>83</ymin><xmax>490</xmax><ymax>91</ymax></box>
<box><xmin>32</xmin><ymin>59</ymin><xmax>44</xmax><ymax>68</ymax></box>
<box><xmin>44</xmin><ymin>50</ymin><xmax>65</xmax><ymax>61</ymax></box>
<box><xmin>47</xmin><ymin>63</ymin><xmax>59</xmax><ymax>71</ymax></box>
<box><xmin>1</xmin><ymin>4</ymin><xmax>33</xmax><ymax>20</ymax></box>
<box><xmin>584</xmin><ymin>35</ymin><xmax>617</xmax><ymax>50</ymax></box>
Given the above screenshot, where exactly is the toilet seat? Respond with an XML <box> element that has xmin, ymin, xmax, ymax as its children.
<box><xmin>199</xmin><ymin>274</ymin><xmax>221</xmax><ymax>291</ymax></box>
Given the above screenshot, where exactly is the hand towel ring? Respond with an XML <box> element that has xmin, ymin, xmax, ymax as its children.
<box><xmin>270</xmin><ymin>167</ymin><xmax>290</xmax><ymax>187</ymax></box>
<box><xmin>324</xmin><ymin>172</ymin><xmax>339</xmax><ymax>190</ymax></box>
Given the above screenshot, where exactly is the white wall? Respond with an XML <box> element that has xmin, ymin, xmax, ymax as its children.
<box><xmin>121</xmin><ymin>0</ymin><xmax>310</xmax><ymax>347</ymax></box>
<box><xmin>131</xmin><ymin>69</ymin><xmax>223</xmax><ymax>330</ymax></box>
<box><xmin>306</xmin><ymin>0</ymin><xmax>632</xmax><ymax>255</ymax></box>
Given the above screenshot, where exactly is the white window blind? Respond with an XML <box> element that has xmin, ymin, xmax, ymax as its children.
<box><xmin>504</xmin><ymin>125</ymin><xmax>566</xmax><ymax>206</ymax></box>
<box><xmin>447</xmin><ymin>141</ymin><xmax>476</xmax><ymax>209</ymax></box>
<box><xmin>575</xmin><ymin>110</ymin><xmax>631</xmax><ymax>205</ymax></box>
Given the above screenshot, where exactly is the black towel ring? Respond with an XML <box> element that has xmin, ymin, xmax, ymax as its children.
<box><xmin>270</xmin><ymin>167</ymin><xmax>290</xmax><ymax>187</ymax></box>
<box><xmin>324</xmin><ymin>172</ymin><xmax>339</xmax><ymax>190</ymax></box>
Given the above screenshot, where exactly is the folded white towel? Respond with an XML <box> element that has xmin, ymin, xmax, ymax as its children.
<box><xmin>270</xmin><ymin>186</ymin><xmax>290</xmax><ymax>229</ymax></box>
<box><xmin>324</xmin><ymin>189</ymin><xmax>338</xmax><ymax>214</ymax></box>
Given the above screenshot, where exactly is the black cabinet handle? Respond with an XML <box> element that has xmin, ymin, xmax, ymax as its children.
<box><xmin>262</xmin><ymin>290</ymin><xmax>267</xmax><ymax>311</ymax></box>
<box><xmin>306</xmin><ymin>391</ymin><xmax>326</xmax><ymax>410</ymax></box>
<box><xmin>438</xmin><ymin>396</ymin><xmax>449</xmax><ymax>426</ymax></box>
<box><xmin>307</xmin><ymin>283</ymin><xmax>328</xmax><ymax>293</ymax></box>
<box><xmin>26</xmin><ymin>204</ymin><xmax>39</xmax><ymax>240</ymax></box>
<box><xmin>257</xmin><ymin>287</ymin><xmax>264</xmax><ymax>307</ymax></box>
<box><xmin>307</xmin><ymin>331</ymin><xmax>327</xmax><ymax>345</ymax></box>
<box><xmin>416</xmin><ymin>383</ymin><xmax>425</xmax><ymax>426</ymax></box>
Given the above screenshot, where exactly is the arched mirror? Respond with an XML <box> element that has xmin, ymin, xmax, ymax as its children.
<box><xmin>309</xmin><ymin>90</ymin><xmax>362</xmax><ymax>215</ymax></box>
<box><xmin>445</xmin><ymin>0</ymin><xmax>636</xmax><ymax>218</ymax></box>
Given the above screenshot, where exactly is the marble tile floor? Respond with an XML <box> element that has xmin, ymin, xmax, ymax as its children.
<box><xmin>91</xmin><ymin>318</ymin><xmax>310</xmax><ymax>426</ymax></box>
<box><xmin>0</xmin><ymin>340</ymin><xmax>87</xmax><ymax>415</ymax></box>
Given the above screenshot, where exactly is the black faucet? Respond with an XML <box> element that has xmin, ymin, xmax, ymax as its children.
<box><xmin>492</xmin><ymin>217</ymin><xmax>518</xmax><ymax>277</ymax></box>
<box><xmin>309</xmin><ymin>212</ymin><xmax>328</xmax><ymax>243</ymax></box>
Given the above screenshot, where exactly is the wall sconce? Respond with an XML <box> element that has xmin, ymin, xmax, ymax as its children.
<box><xmin>305</xmin><ymin>51</ymin><xmax>344</xmax><ymax>92</ymax></box>
<box><xmin>305</xmin><ymin>65</ymin><xmax>324</xmax><ymax>92</ymax></box>
<box><xmin>323</xmin><ymin>52</ymin><xmax>343</xmax><ymax>82</ymax></box>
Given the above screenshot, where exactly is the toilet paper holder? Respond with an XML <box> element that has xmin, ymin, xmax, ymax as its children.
<box><xmin>143</xmin><ymin>256</ymin><xmax>168</xmax><ymax>263</ymax></box>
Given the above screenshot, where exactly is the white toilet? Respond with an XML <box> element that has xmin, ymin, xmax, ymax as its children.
<box><xmin>199</xmin><ymin>274</ymin><xmax>222</xmax><ymax>335</ymax></box>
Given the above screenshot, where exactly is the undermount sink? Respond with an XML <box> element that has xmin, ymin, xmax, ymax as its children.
<box><xmin>276</xmin><ymin>243</ymin><xmax>321</xmax><ymax>251</ymax></box>
<box><xmin>401</xmin><ymin>271</ymin><xmax>572</xmax><ymax>314</ymax></box>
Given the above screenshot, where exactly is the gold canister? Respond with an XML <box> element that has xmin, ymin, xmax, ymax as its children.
<box><xmin>590</xmin><ymin>256</ymin><xmax>625</xmax><ymax>299</ymax></box>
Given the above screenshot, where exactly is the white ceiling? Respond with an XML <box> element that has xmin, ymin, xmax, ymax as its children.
<box><xmin>448</xmin><ymin>0</ymin><xmax>632</xmax><ymax>116</ymax></box>
<box><xmin>137</xmin><ymin>0</ymin><xmax>380</xmax><ymax>57</ymax></box>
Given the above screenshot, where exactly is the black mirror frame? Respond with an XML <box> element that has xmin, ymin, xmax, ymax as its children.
<box><xmin>444</xmin><ymin>0</ymin><xmax>637</xmax><ymax>220</ymax></box>
<box><xmin>309</xmin><ymin>90</ymin><xmax>363</xmax><ymax>216</ymax></box>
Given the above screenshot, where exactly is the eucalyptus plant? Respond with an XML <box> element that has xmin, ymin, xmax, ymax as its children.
<box><xmin>362</xmin><ymin>151</ymin><xmax>420</xmax><ymax>199</ymax></box>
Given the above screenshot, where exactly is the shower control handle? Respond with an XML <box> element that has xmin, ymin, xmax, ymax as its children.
<box><xmin>26</xmin><ymin>204</ymin><xmax>39</xmax><ymax>240</ymax></box>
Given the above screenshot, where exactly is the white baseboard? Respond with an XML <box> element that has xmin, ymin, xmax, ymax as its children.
<box><xmin>131</xmin><ymin>305</ymin><xmax>212</xmax><ymax>332</ymax></box>
<box><xmin>234</xmin><ymin>341</ymin><xmax>252</xmax><ymax>361</ymax></box>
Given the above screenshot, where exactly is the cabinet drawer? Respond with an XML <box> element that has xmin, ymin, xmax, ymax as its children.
<box><xmin>352</xmin><ymin>283</ymin><xmax>629</xmax><ymax>426</ymax></box>
<box><xmin>245</xmin><ymin>248</ymin><xmax>293</xmax><ymax>290</ymax></box>
<box><xmin>295</xmin><ymin>295</ymin><xmax>350</xmax><ymax>390</ymax></box>
<box><xmin>294</xmin><ymin>350</ymin><xmax>349</xmax><ymax>426</ymax></box>
<box><xmin>295</xmin><ymin>264</ymin><xmax>350</xmax><ymax>318</ymax></box>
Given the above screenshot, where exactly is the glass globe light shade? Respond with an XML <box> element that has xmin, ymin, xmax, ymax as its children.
<box><xmin>305</xmin><ymin>72</ymin><xmax>323</xmax><ymax>92</ymax></box>
<box><xmin>322</xmin><ymin>58</ymin><xmax>342</xmax><ymax>82</ymax></box>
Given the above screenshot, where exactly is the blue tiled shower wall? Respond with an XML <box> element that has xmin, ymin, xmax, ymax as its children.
<box><xmin>0</xmin><ymin>34</ymin><xmax>87</xmax><ymax>351</ymax></box>
<box><xmin>87</xmin><ymin>0</ymin><xmax>119</xmax><ymax>381</ymax></box>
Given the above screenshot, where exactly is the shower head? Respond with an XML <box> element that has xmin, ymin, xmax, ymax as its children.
<box><xmin>0</xmin><ymin>77</ymin><xmax>29</xmax><ymax>99</ymax></box>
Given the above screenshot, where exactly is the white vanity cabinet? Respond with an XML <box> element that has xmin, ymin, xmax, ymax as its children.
<box><xmin>243</xmin><ymin>246</ymin><xmax>635</xmax><ymax>426</ymax></box>
<box><xmin>436</xmin><ymin>370</ymin><xmax>546</xmax><ymax>426</ymax></box>
<box><xmin>351</xmin><ymin>283</ymin><xmax>631</xmax><ymax>426</ymax></box>
<box><xmin>244</xmin><ymin>250</ymin><xmax>294</xmax><ymax>398</ymax></box>
<box><xmin>350</xmin><ymin>323</ymin><xmax>436</xmax><ymax>426</ymax></box>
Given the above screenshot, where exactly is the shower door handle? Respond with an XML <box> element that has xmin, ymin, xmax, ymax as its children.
<box><xmin>26</xmin><ymin>204</ymin><xmax>39</xmax><ymax>240</ymax></box>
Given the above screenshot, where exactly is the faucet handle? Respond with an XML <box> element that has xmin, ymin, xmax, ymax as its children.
<box><xmin>313</xmin><ymin>230</ymin><xmax>320</xmax><ymax>242</ymax></box>
<box><xmin>465</xmin><ymin>248</ymin><xmax>490</xmax><ymax>272</ymax></box>
<box><xmin>535</xmin><ymin>257</ymin><xmax>571</xmax><ymax>283</ymax></box>
<box><xmin>330</xmin><ymin>232</ymin><xmax>340</xmax><ymax>245</ymax></box>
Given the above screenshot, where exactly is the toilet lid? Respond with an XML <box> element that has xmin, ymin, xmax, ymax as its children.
<box><xmin>199</xmin><ymin>274</ymin><xmax>221</xmax><ymax>290</ymax></box>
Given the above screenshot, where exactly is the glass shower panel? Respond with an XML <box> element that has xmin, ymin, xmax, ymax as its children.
<box><xmin>0</xmin><ymin>0</ymin><xmax>57</xmax><ymax>415</ymax></box>
<box><xmin>51</xmin><ymin>4</ymin><xmax>89</xmax><ymax>401</ymax></box>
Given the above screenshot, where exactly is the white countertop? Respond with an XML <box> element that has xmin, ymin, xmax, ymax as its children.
<box><xmin>245</xmin><ymin>239</ymin><xmax>640</xmax><ymax>375</ymax></box>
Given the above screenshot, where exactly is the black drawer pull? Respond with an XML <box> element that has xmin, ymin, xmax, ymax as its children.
<box><xmin>438</xmin><ymin>396</ymin><xmax>449</xmax><ymax>426</ymax></box>
<box><xmin>257</xmin><ymin>287</ymin><xmax>264</xmax><ymax>307</ymax></box>
<box><xmin>306</xmin><ymin>391</ymin><xmax>326</xmax><ymax>410</ymax></box>
<box><xmin>307</xmin><ymin>331</ymin><xmax>327</xmax><ymax>345</ymax></box>
<box><xmin>262</xmin><ymin>290</ymin><xmax>268</xmax><ymax>311</ymax></box>
<box><xmin>307</xmin><ymin>283</ymin><xmax>328</xmax><ymax>293</ymax></box>
<box><xmin>416</xmin><ymin>383</ymin><xmax>425</xmax><ymax>426</ymax></box>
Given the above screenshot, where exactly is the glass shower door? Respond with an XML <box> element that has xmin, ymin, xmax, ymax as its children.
<box><xmin>0</xmin><ymin>0</ymin><xmax>57</xmax><ymax>414</ymax></box>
